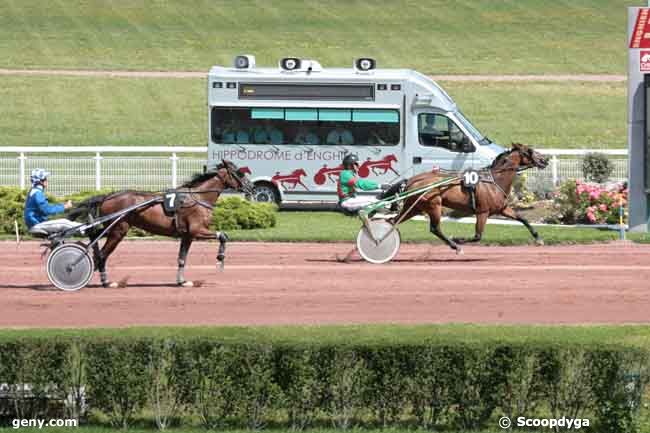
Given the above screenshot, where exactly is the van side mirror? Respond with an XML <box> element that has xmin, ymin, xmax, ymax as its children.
<box><xmin>461</xmin><ymin>137</ymin><xmax>474</xmax><ymax>153</ymax></box>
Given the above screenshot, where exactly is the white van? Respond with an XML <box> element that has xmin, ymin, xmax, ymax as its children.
<box><xmin>207</xmin><ymin>56</ymin><xmax>504</xmax><ymax>203</ymax></box>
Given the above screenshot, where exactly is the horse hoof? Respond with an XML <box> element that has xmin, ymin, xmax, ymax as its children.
<box><xmin>535</xmin><ymin>239</ymin><xmax>545</xmax><ymax>246</ymax></box>
<box><xmin>103</xmin><ymin>281</ymin><xmax>119</xmax><ymax>288</ymax></box>
<box><xmin>456</xmin><ymin>247</ymin><xmax>464</xmax><ymax>256</ymax></box>
<box><xmin>179</xmin><ymin>281</ymin><xmax>194</xmax><ymax>288</ymax></box>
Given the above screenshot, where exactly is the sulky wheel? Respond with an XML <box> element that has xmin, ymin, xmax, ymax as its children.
<box><xmin>46</xmin><ymin>243</ymin><xmax>94</xmax><ymax>291</ymax></box>
<box><xmin>356</xmin><ymin>220</ymin><xmax>401</xmax><ymax>264</ymax></box>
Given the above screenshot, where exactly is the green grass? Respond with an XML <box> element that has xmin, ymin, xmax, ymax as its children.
<box><xmin>0</xmin><ymin>76</ymin><xmax>627</xmax><ymax>148</ymax></box>
<box><xmin>0</xmin><ymin>0</ymin><xmax>635</xmax><ymax>74</ymax></box>
<box><xmin>443</xmin><ymin>81</ymin><xmax>627</xmax><ymax>149</ymax></box>
<box><xmin>225</xmin><ymin>211</ymin><xmax>649</xmax><ymax>245</ymax></box>
<box><xmin>3</xmin><ymin>323</ymin><xmax>650</xmax><ymax>348</ymax></box>
<box><xmin>0</xmin><ymin>76</ymin><xmax>204</xmax><ymax>147</ymax></box>
<box><xmin>3</xmin><ymin>210</ymin><xmax>645</xmax><ymax>244</ymax></box>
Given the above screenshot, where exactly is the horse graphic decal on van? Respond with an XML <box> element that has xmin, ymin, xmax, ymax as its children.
<box><xmin>357</xmin><ymin>154</ymin><xmax>399</xmax><ymax>178</ymax></box>
<box><xmin>272</xmin><ymin>169</ymin><xmax>309</xmax><ymax>190</ymax></box>
<box><xmin>313</xmin><ymin>164</ymin><xmax>344</xmax><ymax>185</ymax></box>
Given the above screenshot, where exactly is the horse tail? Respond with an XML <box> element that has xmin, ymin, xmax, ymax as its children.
<box><xmin>66</xmin><ymin>194</ymin><xmax>109</xmax><ymax>221</ymax></box>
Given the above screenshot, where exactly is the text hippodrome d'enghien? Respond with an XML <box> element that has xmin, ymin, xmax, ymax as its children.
<box><xmin>212</xmin><ymin>149</ymin><xmax>347</xmax><ymax>162</ymax></box>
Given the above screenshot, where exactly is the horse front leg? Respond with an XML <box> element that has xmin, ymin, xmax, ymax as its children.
<box><xmin>500</xmin><ymin>206</ymin><xmax>544</xmax><ymax>245</ymax></box>
<box><xmin>176</xmin><ymin>236</ymin><xmax>195</xmax><ymax>286</ymax></box>
<box><xmin>216</xmin><ymin>231</ymin><xmax>229</xmax><ymax>270</ymax></box>
<box><xmin>193</xmin><ymin>229</ymin><xmax>230</xmax><ymax>270</ymax></box>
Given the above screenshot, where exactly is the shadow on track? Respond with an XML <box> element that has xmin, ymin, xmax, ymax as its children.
<box><xmin>306</xmin><ymin>257</ymin><xmax>488</xmax><ymax>264</ymax></box>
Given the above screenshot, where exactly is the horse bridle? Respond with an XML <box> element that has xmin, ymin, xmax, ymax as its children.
<box><xmin>178</xmin><ymin>165</ymin><xmax>252</xmax><ymax>210</ymax></box>
<box><xmin>482</xmin><ymin>149</ymin><xmax>546</xmax><ymax>201</ymax></box>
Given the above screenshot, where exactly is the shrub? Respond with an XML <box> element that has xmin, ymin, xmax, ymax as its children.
<box><xmin>188</xmin><ymin>342</ymin><xmax>240</xmax><ymax>429</ymax></box>
<box><xmin>147</xmin><ymin>339</ymin><xmax>187</xmax><ymax>431</ymax></box>
<box><xmin>549</xmin><ymin>179</ymin><xmax>627</xmax><ymax>225</ymax></box>
<box><xmin>583</xmin><ymin>152</ymin><xmax>614</xmax><ymax>183</ymax></box>
<box><xmin>0</xmin><ymin>338</ymin><xmax>69</xmax><ymax>421</ymax></box>
<box><xmin>0</xmin><ymin>334</ymin><xmax>648</xmax><ymax>432</ymax></box>
<box><xmin>277</xmin><ymin>347</ymin><xmax>325</xmax><ymax>430</ymax></box>
<box><xmin>546</xmin><ymin>349</ymin><xmax>594</xmax><ymax>423</ymax></box>
<box><xmin>212</xmin><ymin>196</ymin><xmax>277</xmax><ymax>230</ymax></box>
<box><xmin>449</xmin><ymin>346</ymin><xmax>508</xmax><ymax>430</ymax></box>
<box><xmin>589</xmin><ymin>349</ymin><xmax>644</xmax><ymax>433</ymax></box>
<box><xmin>0</xmin><ymin>187</ymin><xmax>30</xmax><ymax>237</ymax></box>
<box><xmin>325</xmin><ymin>349</ymin><xmax>369</xmax><ymax>429</ymax></box>
<box><xmin>498</xmin><ymin>348</ymin><xmax>545</xmax><ymax>424</ymax></box>
<box><xmin>407</xmin><ymin>346</ymin><xmax>456</xmax><ymax>429</ymax></box>
<box><xmin>240</xmin><ymin>345</ymin><xmax>282</xmax><ymax>429</ymax></box>
<box><xmin>364</xmin><ymin>346</ymin><xmax>410</xmax><ymax>427</ymax></box>
<box><xmin>84</xmin><ymin>339</ymin><xmax>154</xmax><ymax>429</ymax></box>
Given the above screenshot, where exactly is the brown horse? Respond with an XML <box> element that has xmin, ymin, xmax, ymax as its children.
<box><xmin>70</xmin><ymin>160</ymin><xmax>253</xmax><ymax>287</ymax></box>
<box><xmin>392</xmin><ymin>143</ymin><xmax>548</xmax><ymax>254</ymax></box>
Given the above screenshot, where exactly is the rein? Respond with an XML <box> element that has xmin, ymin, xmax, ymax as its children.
<box><xmin>175</xmin><ymin>166</ymin><xmax>249</xmax><ymax>210</ymax></box>
<box><xmin>425</xmin><ymin>153</ymin><xmax>538</xmax><ymax>205</ymax></box>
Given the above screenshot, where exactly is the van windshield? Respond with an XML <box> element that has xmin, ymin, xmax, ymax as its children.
<box><xmin>455</xmin><ymin>111</ymin><xmax>489</xmax><ymax>145</ymax></box>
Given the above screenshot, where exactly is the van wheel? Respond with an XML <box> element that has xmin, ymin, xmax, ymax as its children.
<box><xmin>252</xmin><ymin>183</ymin><xmax>280</xmax><ymax>204</ymax></box>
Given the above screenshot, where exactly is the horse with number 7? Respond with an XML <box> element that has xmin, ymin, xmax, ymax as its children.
<box><xmin>68</xmin><ymin>160</ymin><xmax>254</xmax><ymax>288</ymax></box>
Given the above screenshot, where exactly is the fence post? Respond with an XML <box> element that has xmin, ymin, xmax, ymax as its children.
<box><xmin>551</xmin><ymin>154</ymin><xmax>558</xmax><ymax>186</ymax></box>
<box><xmin>170</xmin><ymin>152</ymin><xmax>178</xmax><ymax>188</ymax></box>
<box><xmin>18</xmin><ymin>152</ymin><xmax>26</xmax><ymax>190</ymax></box>
<box><xmin>95</xmin><ymin>152</ymin><xmax>102</xmax><ymax>191</ymax></box>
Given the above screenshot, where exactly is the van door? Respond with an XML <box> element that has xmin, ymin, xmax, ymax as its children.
<box><xmin>408</xmin><ymin>112</ymin><xmax>477</xmax><ymax>175</ymax></box>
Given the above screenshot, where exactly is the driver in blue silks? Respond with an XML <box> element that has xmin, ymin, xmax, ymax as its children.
<box><xmin>24</xmin><ymin>169</ymin><xmax>81</xmax><ymax>236</ymax></box>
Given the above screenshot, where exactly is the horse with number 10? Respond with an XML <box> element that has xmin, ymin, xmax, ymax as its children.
<box><xmin>351</xmin><ymin>143</ymin><xmax>549</xmax><ymax>264</ymax></box>
<box><xmin>395</xmin><ymin>143</ymin><xmax>549</xmax><ymax>254</ymax></box>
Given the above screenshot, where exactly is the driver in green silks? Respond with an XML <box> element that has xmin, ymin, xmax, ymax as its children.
<box><xmin>338</xmin><ymin>154</ymin><xmax>389</xmax><ymax>213</ymax></box>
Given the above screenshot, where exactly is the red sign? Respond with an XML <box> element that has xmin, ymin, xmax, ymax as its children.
<box><xmin>641</xmin><ymin>51</ymin><xmax>650</xmax><ymax>71</ymax></box>
<box><xmin>630</xmin><ymin>8</ymin><xmax>650</xmax><ymax>48</ymax></box>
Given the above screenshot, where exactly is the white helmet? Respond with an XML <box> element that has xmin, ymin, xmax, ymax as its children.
<box><xmin>30</xmin><ymin>168</ymin><xmax>51</xmax><ymax>186</ymax></box>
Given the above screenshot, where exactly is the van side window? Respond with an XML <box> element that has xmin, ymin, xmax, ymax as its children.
<box><xmin>418</xmin><ymin>113</ymin><xmax>474</xmax><ymax>153</ymax></box>
<box><xmin>211</xmin><ymin>107</ymin><xmax>399</xmax><ymax>146</ymax></box>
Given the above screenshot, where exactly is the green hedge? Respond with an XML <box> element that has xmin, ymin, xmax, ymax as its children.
<box><xmin>0</xmin><ymin>336</ymin><xmax>647</xmax><ymax>432</ymax></box>
<box><xmin>0</xmin><ymin>188</ymin><xmax>276</xmax><ymax>237</ymax></box>
<box><xmin>211</xmin><ymin>196</ymin><xmax>277</xmax><ymax>231</ymax></box>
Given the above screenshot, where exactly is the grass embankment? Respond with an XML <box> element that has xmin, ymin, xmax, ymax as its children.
<box><xmin>0</xmin><ymin>0</ymin><xmax>629</xmax><ymax>74</ymax></box>
<box><xmin>0</xmin><ymin>76</ymin><xmax>626</xmax><ymax>148</ymax></box>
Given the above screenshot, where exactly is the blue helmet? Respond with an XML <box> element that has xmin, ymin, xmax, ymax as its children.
<box><xmin>30</xmin><ymin>168</ymin><xmax>51</xmax><ymax>186</ymax></box>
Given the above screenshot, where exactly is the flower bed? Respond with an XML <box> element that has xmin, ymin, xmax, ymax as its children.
<box><xmin>548</xmin><ymin>180</ymin><xmax>627</xmax><ymax>225</ymax></box>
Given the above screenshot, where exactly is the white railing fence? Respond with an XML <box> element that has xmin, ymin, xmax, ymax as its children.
<box><xmin>0</xmin><ymin>147</ymin><xmax>629</xmax><ymax>197</ymax></box>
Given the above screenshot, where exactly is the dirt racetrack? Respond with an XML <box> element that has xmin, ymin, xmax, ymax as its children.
<box><xmin>0</xmin><ymin>240</ymin><xmax>649</xmax><ymax>328</ymax></box>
